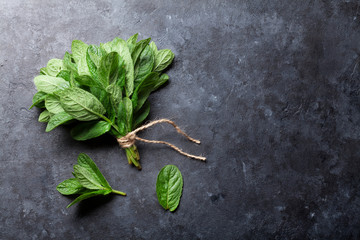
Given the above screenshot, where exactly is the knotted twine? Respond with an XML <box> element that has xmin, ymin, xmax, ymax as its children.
<box><xmin>117</xmin><ymin>119</ymin><xmax>206</xmax><ymax>161</ymax></box>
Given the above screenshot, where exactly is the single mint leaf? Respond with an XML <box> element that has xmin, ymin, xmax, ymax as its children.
<box><xmin>123</xmin><ymin>97</ymin><xmax>133</xmax><ymax>133</ymax></box>
<box><xmin>98</xmin><ymin>52</ymin><xmax>122</xmax><ymax>86</ymax></box>
<box><xmin>116</xmin><ymin>100</ymin><xmax>127</xmax><ymax>136</ymax></box>
<box><xmin>56</xmin><ymin>70</ymin><xmax>71</xmax><ymax>82</ymax></box>
<box><xmin>73</xmin><ymin>164</ymin><xmax>104</xmax><ymax>190</ymax></box>
<box><xmin>126</xmin><ymin>33</ymin><xmax>138</xmax><ymax>53</ymax></box>
<box><xmin>30</xmin><ymin>91</ymin><xmax>47</xmax><ymax>109</ymax></box>
<box><xmin>77</xmin><ymin>153</ymin><xmax>112</xmax><ymax>189</ymax></box>
<box><xmin>45</xmin><ymin>58</ymin><xmax>64</xmax><ymax>77</ymax></box>
<box><xmin>34</xmin><ymin>75</ymin><xmax>70</xmax><ymax>94</ymax></box>
<box><xmin>132</xmin><ymin>72</ymin><xmax>159</xmax><ymax>111</ymax></box>
<box><xmin>38</xmin><ymin>110</ymin><xmax>51</xmax><ymax>123</ymax></box>
<box><xmin>45</xmin><ymin>94</ymin><xmax>64</xmax><ymax>114</ymax></box>
<box><xmin>149</xmin><ymin>41</ymin><xmax>158</xmax><ymax>54</ymax></box>
<box><xmin>153</xmin><ymin>73</ymin><xmax>169</xmax><ymax>91</ymax></box>
<box><xmin>60</xmin><ymin>87</ymin><xmax>106</xmax><ymax>121</ymax></box>
<box><xmin>156</xmin><ymin>165</ymin><xmax>183</xmax><ymax>212</ymax></box>
<box><xmin>71</xmin><ymin>40</ymin><xmax>88</xmax><ymax>64</ymax></box>
<box><xmin>106</xmin><ymin>84</ymin><xmax>122</xmax><ymax>106</ymax></box>
<box><xmin>131</xmin><ymin>38</ymin><xmax>151</xmax><ymax>65</ymax></box>
<box><xmin>71</xmin><ymin>121</ymin><xmax>111</xmax><ymax>141</ymax></box>
<box><xmin>46</xmin><ymin>112</ymin><xmax>73</xmax><ymax>132</ymax></box>
<box><xmin>133</xmin><ymin>100</ymin><xmax>150</xmax><ymax>128</ymax></box>
<box><xmin>153</xmin><ymin>49</ymin><xmax>174</xmax><ymax>72</ymax></box>
<box><xmin>66</xmin><ymin>190</ymin><xmax>110</xmax><ymax>208</ymax></box>
<box><xmin>57</xmin><ymin>178</ymin><xmax>85</xmax><ymax>195</ymax></box>
<box><xmin>75</xmin><ymin>75</ymin><xmax>104</xmax><ymax>89</ymax></box>
<box><xmin>71</xmin><ymin>40</ymin><xmax>90</xmax><ymax>76</ymax></box>
<box><xmin>63</xmin><ymin>52</ymin><xmax>77</xmax><ymax>70</ymax></box>
<box><xmin>134</xmin><ymin>45</ymin><xmax>155</xmax><ymax>89</ymax></box>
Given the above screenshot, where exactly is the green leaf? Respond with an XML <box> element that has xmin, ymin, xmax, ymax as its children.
<box><xmin>156</xmin><ymin>165</ymin><xmax>183</xmax><ymax>212</ymax></box>
<box><xmin>131</xmin><ymin>38</ymin><xmax>151</xmax><ymax>65</ymax></box>
<box><xmin>77</xmin><ymin>153</ymin><xmax>111</xmax><ymax>189</ymax></box>
<box><xmin>87</xmin><ymin>44</ymin><xmax>105</xmax><ymax>68</ymax></box>
<box><xmin>45</xmin><ymin>94</ymin><xmax>64</xmax><ymax>114</ymax></box>
<box><xmin>123</xmin><ymin>97</ymin><xmax>133</xmax><ymax>132</ymax></box>
<box><xmin>86</xmin><ymin>45</ymin><xmax>106</xmax><ymax>80</ymax></box>
<box><xmin>106</xmin><ymin>84</ymin><xmax>122</xmax><ymax>106</ymax></box>
<box><xmin>45</xmin><ymin>112</ymin><xmax>73</xmax><ymax>132</ymax></box>
<box><xmin>126</xmin><ymin>33</ymin><xmax>138</xmax><ymax>54</ymax></box>
<box><xmin>153</xmin><ymin>73</ymin><xmax>169</xmax><ymax>91</ymax></box>
<box><xmin>90</xmin><ymin>87</ymin><xmax>116</xmax><ymax>123</ymax></box>
<box><xmin>34</xmin><ymin>75</ymin><xmax>70</xmax><ymax>94</ymax></box>
<box><xmin>40</xmin><ymin>67</ymin><xmax>47</xmax><ymax>75</ymax></box>
<box><xmin>43</xmin><ymin>59</ymin><xmax>64</xmax><ymax>76</ymax></box>
<box><xmin>149</xmin><ymin>41</ymin><xmax>158</xmax><ymax>54</ymax></box>
<box><xmin>71</xmin><ymin>121</ymin><xmax>111</xmax><ymax>141</ymax></box>
<box><xmin>132</xmin><ymin>72</ymin><xmax>159</xmax><ymax>111</ymax></box>
<box><xmin>116</xmin><ymin>100</ymin><xmax>127</xmax><ymax>136</ymax></box>
<box><xmin>71</xmin><ymin>40</ymin><xmax>90</xmax><ymax>75</ymax></box>
<box><xmin>56</xmin><ymin>70</ymin><xmax>71</xmax><ymax>82</ymax></box>
<box><xmin>133</xmin><ymin>100</ymin><xmax>150</xmax><ymax>128</ymax></box>
<box><xmin>75</xmin><ymin>75</ymin><xmax>104</xmax><ymax>89</ymax></box>
<box><xmin>66</xmin><ymin>190</ymin><xmax>110</xmax><ymax>208</ymax></box>
<box><xmin>60</xmin><ymin>87</ymin><xmax>106</xmax><ymax>121</ymax></box>
<box><xmin>73</xmin><ymin>164</ymin><xmax>107</xmax><ymax>190</ymax></box>
<box><xmin>101</xmin><ymin>38</ymin><xmax>134</xmax><ymax>96</ymax></box>
<box><xmin>30</xmin><ymin>91</ymin><xmax>47</xmax><ymax>109</ymax></box>
<box><xmin>57</xmin><ymin>178</ymin><xmax>85</xmax><ymax>195</ymax></box>
<box><xmin>134</xmin><ymin>45</ymin><xmax>154</xmax><ymax>89</ymax></box>
<box><xmin>38</xmin><ymin>110</ymin><xmax>51</xmax><ymax>122</ymax></box>
<box><xmin>98</xmin><ymin>52</ymin><xmax>122</xmax><ymax>86</ymax></box>
<box><xmin>153</xmin><ymin>49</ymin><xmax>175</xmax><ymax>72</ymax></box>
<box><xmin>63</xmin><ymin>52</ymin><xmax>78</xmax><ymax>74</ymax></box>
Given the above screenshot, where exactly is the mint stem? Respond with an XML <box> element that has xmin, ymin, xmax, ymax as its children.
<box><xmin>112</xmin><ymin>189</ymin><xmax>127</xmax><ymax>196</ymax></box>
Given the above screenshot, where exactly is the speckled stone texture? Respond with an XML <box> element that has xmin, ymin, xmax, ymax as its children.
<box><xmin>1</xmin><ymin>0</ymin><xmax>360</xmax><ymax>239</ymax></box>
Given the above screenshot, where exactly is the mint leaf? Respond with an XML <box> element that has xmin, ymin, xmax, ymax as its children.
<box><xmin>77</xmin><ymin>153</ymin><xmax>112</xmax><ymax>189</ymax></box>
<box><xmin>66</xmin><ymin>190</ymin><xmax>111</xmax><ymax>208</ymax></box>
<box><xmin>30</xmin><ymin>91</ymin><xmax>47</xmax><ymax>109</ymax></box>
<box><xmin>44</xmin><ymin>59</ymin><xmax>64</xmax><ymax>77</ymax></box>
<box><xmin>134</xmin><ymin>45</ymin><xmax>155</xmax><ymax>89</ymax></box>
<box><xmin>45</xmin><ymin>94</ymin><xmax>64</xmax><ymax>114</ymax></box>
<box><xmin>46</xmin><ymin>111</ymin><xmax>73</xmax><ymax>132</ymax></box>
<box><xmin>38</xmin><ymin>110</ymin><xmax>51</xmax><ymax>123</ymax></box>
<box><xmin>126</xmin><ymin>33</ymin><xmax>138</xmax><ymax>53</ymax></box>
<box><xmin>71</xmin><ymin>121</ymin><xmax>111</xmax><ymax>141</ymax></box>
<box><xmin>34</xmin><ymin>75</ymin><xmax>70</xmax><ymax>94</ymax></box>
<box><xmin>156</xmin><ymin>165</ymin><xmax>183</xmax><ymax>212</ymax></box>
<box><xmin>153</xmin><ymin>49</ymin><xmax>174</xmax><ymax>72</ymax></box>
<box><xmin>131</xmin><ymin>38</ymin><xmax>151</xmax><ymax>65</ymax></box>
<box><xmin>56</xmin><ymin>178</ymin><xmax>85</xmax><ymax>195</ymax></box>
<box><xmin>60</xmin><ymin>87</ymin><xmax>106</xmax><ymax>121</ymax></box>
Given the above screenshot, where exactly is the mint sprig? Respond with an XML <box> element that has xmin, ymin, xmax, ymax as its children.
<box><xmin>57</xmin><ymin>153</ymin><xmax>126</xmax><ymax>208</ymax></box>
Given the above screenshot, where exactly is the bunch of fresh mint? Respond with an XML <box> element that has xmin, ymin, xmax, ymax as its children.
<box><xmin>30</xmin><ymin>34</ymin><xmax>174</xmax><ymax>169</ymax></box>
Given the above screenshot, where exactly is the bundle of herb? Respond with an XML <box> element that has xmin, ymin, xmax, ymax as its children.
<box><xmin>57</xmin><ymin>153</ymin><xmax>126</xmax><ymax>208</ymax></box>
<box><xmin>30</xmin><ymin>34</ymin><xmax>174</xmax><ymax>169</ymax></box>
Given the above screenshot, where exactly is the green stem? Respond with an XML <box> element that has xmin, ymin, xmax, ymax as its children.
<box><xmin>125</xmin><ymin>145</ymin><xmax>141</xmax><ymax>170</ymax></box>
<box><xmin>112</xmin><ymin>189</ymin><xmax>127</xmax><ymax>196</ymax></box>
<box><xmin>100</xmin><ymin>115</ymin><xmax>121</xmax><ymax>133</ymax></box>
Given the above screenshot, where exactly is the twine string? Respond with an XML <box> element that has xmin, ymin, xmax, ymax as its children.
<box><xmin>117</xmin><ymin>119</ymin><xmax>206</xmax><ymax>161</ymax></box>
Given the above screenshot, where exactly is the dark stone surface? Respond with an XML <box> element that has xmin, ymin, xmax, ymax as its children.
<box><xmin>1</xmin><ymin>0</ymin><xmax>360</xmax><ymax>239</ymax></box>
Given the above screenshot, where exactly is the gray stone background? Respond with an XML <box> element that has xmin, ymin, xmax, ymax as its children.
<box><xmin>1</xmin><ymin>0</ymin><xmax>360</xmax><ymax>239</ymax></box>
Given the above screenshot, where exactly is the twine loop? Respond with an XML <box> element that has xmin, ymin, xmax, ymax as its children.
<box><xmin>116</xmin><ymin>119</ymin><xmax>206</xmax><ymax>161</ymax></box>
